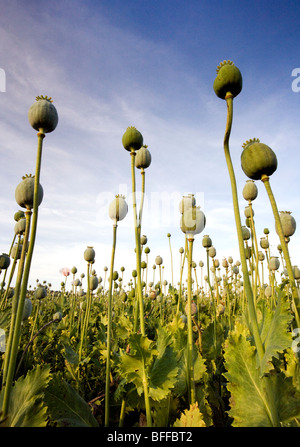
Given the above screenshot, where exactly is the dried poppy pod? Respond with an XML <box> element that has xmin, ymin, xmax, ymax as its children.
<box><xmin>34</xmin><ymin>286</ymin><xmax>47</xmax><ymax>300</ymax></box>
<box><xmin>241</xmin><ymin>138</ymin><xmax>277</xmax><ymax>180</ymax></box>
<box><xmin>275</xmin><ymin>211</ymin><xmax>296</xmax><ymax>238</ymax></box>
<box><xmin>15</xmin><ymin>174</ymin><xmax>43</xmax><ymax>210</ymax></box>
<box><xmin>14</xmin><ymin>210</ymin><xmax>25</xmax><ymax>222</ymax></box>
<box><xmin>135</xmin><ymin>145</ymin><xmax>152</xmax><ymax>169</ymax></box>
<box><xmin>22</xmin><ymin>298</ymin><xmax>32</xmax><ymax>320</ymax></box>
<box><xmin>185</xmin><ymin>301</ymin><xmax>198</xmax><ymax>316</ymax></box>
<box><xmin>180</xmin><ymin>206</ymin><xmax>206</xmax><ymax>238</ymax></box>
<box><xmin>122</xmin><ymin>126</ymin><xmax>143</xmax><ymax>152</ymax></box>
<box><xmin>109</xmin><ymin>194</ymin><xmax>128</xmax><ymax>223</ymax></box>
<box><xmin>179</xmin><ymin>194</ymin><xmax>196</xmax><ymax>214</ymax></box>
<box><xmin>90</xmin><ymin>274</ymin><xmax>99</xmax><ymax>291</ymax></box>
<box><xmin>28</xmin><ymin>95</ymin><xmax>58</xmax><ymax>133</ymax></box>
<box><xmin>213</xmin><ymin>60</ymin><xmax>242</xmax><ymax>99</ymax></box>
<box><xmin>258</xmin><ymin>251</ymin><xmax>265</xmax><ymax>262</ymax></box>
<box><xmin>208</xmin><ymin>246</ymin><xmax>216</xmax><ymax>258</ymax></box>
<box><xmin>244</xmin><ymin>206</ymin><xmax>254</xmax><ymax>219</ymax></box>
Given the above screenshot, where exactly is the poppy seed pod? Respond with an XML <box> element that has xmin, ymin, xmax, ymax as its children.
<box><xmin>90</xmin><ymin>275</ymin><xmax>99</xmax><ymax>291</ymax></box>
<box><xmin>269</xmin><ymin>256</ymin><xmax>280</xmax><ymax>271</ymax></box>
<box><xmin>242</xmin><ymin>180</ymin><xmax>258</xmax><ymax>201</ymax></box>
<box><xmin>275</xmin><ymin>211</ymin><xmax>296</xmax><ymax>238</ymax></box>
<box><xmin>213</xmin><ymin>60</ymin><xmax>242</xmax><ymax>99</ymax></box>
<box><xmin>84</xmin><ymin>246</ymin><xmax>95</xmax><ymax>263</ymax></box>
<box><xmin>244</xmin><ymin>206</ymin><xmax>254</xmax><ymax>219</ymax></box>
<box><xmin>241</xmin><ymin>226</ymin><xmax>250</xmax><ymax>241</ymax></box>
<box><xmin>179</xmin><ymin>194</ymin><xmax>196</xmax><ymax>214</ymax></box>
<box><xmin>202</xmin><ymin>235</ymin><xmax>212</xmax><ymax>248</ymax></box>
<box><xmin>241</xmin><ymin>138</ymin><xmax>277</xmax><ymax>180</ymax></box>
<box><xmin>135</xmin><ymin>145</ymin><xmax>152</xmax><ymax>169</ymax></box>
<box><xmin>0</xmin><ymin>253</ymin><xmax>10</xmax><ymax>270</ymax></box>
<box><xmin>258</xmin><ymin>251</ymin><xmax>265</xmax><ymax>262</ymax></box>
<box><xmin>22</xmin><ymin>298</ymin><xmax>32</xmax><ymax>320</ymax></box>
<box><xmin>140</xmin><ymin>235</ymin><xmax>147</xmax><ymax>245</ymax></box>
<box><xmin>293</xmin><ymin>266</ymin><xmax>300</xmax><ymax>280</ymax></box>
<box><xmin>34</xmin><ymin>286</ymin><xmax>47</xmax><ymax>300</ymax></box>
<box><xmin>15</xmin><ymin>174</ymin><xmax>43</xmax><ymax>210</ymax></box>
<box><xmin>122</xmin><ymin>126</ymin><xmax>143</xmax><ymax>152</ymax></box>
<box><xmin>28</xmin><ymin>95</ymin><xmax>58</xmax><ymax>133</ymax></box>
<box><xmin>14</xmin><ymin>210</ymin><xmax>25</xmax><ymax>222</ymax></box>
<box><xmin>14</xmin><ymin>218</ymin><xmax>26</xmax><ymax>235</ymax></box>
<box><xmin>260</xmin><ymin>237</ymin><xmax>269</xmax><ymax>249</ymax></box>
<box><xmin>109</xmin><ymin>194</ymin><xmax>128</xmax><ymax>222</ymax></box>
<box><xmin>180</xmin><ymin>206</ymin><xmax>206</xmax><ymax>238</ymax></box>
<box><xmin>209</xmin><ymin>246</ymin><xmax>216</xmax><ymax>258</ymax></box>
<box><xmin>155</xmin><ymin>255</ymin><xmax>163</xmax><ymax>265</ymax></box>
<box><xmin>185</xmin><ymin>301</ymin><xmax>198</xmax><ymax>316</ymax></box>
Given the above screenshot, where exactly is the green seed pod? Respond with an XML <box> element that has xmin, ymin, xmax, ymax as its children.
<box><xmin>209</xmin><ymin>246</ymin><xmax>216</xmax><ymax>258</ymax></box>
<box><xmin>199</xmin><ymin>260</ymin><xmax>204</xmax><ymax>267</ymax></box>
<box><xmin>260</xmin><ymin>237</ymin><xmax>269</xmax><ymax>249</ymax></box>
<box><xmin>232</xmin><ymin>265</ymin><xmax>239</xmax><ymax>274</ymax></box>
<box><xmin>84</xmin><ymin>246</ymin><xmax>95</xmax><ymax>263</ymax></box>
<box><xmin>258</xmin><ymin>251</ymin><xmax>265</xmax><ymax>261</ymax></box>
<box><xmin>34</xmin><ymin>286</ymin><xmax>47</xmax><ymax>300</ymax></box>
<box><xmin>264</xmin><ymin>228</ymin><xmax>270</xmax><ymax>235</ymax></box>
<box><xmin>155</xmin><ymin>255</ymin><xmax>163</xmax><ymax>265</ymax></box>
<box><xmin>180</xmin><ymin>206</ymin><xmax>206</xmax><ymax>237</ymax></box>
<box><xmin>244</xmin><ymin>206</ymin><xmax>254</xmax><ymax>219</ymax></box>
<box><xmin>73</xmin><ymin>278</ymin><xmax>80</xmax><ymax>287</ymax></box>
<box><xmin>202</xmin><ymin>235</ymin><xmax>212</xmax><ymax>248</ymax></box>
<box><xmin>14</xmin><ymin>210</ymin><xmax>25</xmax><ymax>221</ymax></box>
<box><xmin>265</xmin><ymin>286</ymin><xmax>272</xmax><ymax>298</ymax></box>
<box><xmin>135</xmin><ymin>145</ymin><xmax>152</xmax><ymax>169</ymax></box>
<box><xmin>144</xmin><ymin>246</ymin><xmax>150</xmax><ymax>254</ymax></box>
<box><xmin>15</xmin><ymin>174</ymin><xmax>43</xmax><ymax>210</ymax></box>
<box><xmin>132</xmin><ymin>269</ymin><xmax>137</xmax><ymax>278</ymax></box>
<box><xmin>90</xmin><ymin>275</ymin><xmax>99</xmax><ymax>291</ymax></box>
<box><xmin>28</xmin><ymin>95</ymin><xmax>58</xmax><ymax>133</ymax></box>
<box><xmin>213</xmin><ymin>60</ymin><xmax>242</xmax><ymax>99</ymax></box>
<box><xmin>269</xmin><ymin>256</ymin><xmax>280</xmax><ymax>271</ymax></box>
<box><xmin>242</xmin><ymin>180</ymin><xmax>258</xmax><ymax>201</ymax></box>
<box><xmin>140</xmin><ymin>235</ymin><xmax>147</xmax><ymax>245</ymax></box>
<box><xmin>241</xmin><ymin>226</ymin><xmax>250</xmax><ymax>241</ymax></box>
<box><xmin>241</xmin><ymin>138</ymin><xmax>277</xmax><ymax>180</ymax></box>
<box><xmin>185</xmin><ymin>301</ymin><xmax>197</xmax><ymax>316</ymax></box>
<box><xmin>293</xmin><ymin>266</ymin><xmax>300</xmax><ymax>280</ymax></box>
<box><xmin>222</xmin><ymin>258</ymin><xmax>229</xmax><ymax>268</ymax></box>
<box><xmin>122</xmin><ymin>126</ymin><xmax>143</xmax><ymax>152</ymax></box>
<box><xmin>275</xmin><ymin>211</ymin><xmax>296</xmax><ymax>238</ymax></box>
<box><xmin>22</xmin><ymin>298</ymin><xmax>32</xmax><ymax>320</ymax></box>
<box><xmin>0</xmin><ymin>253</ymin><xmax>10</xmax><ymax>270</ymax></box>
<box><xmin>112</xmin><ymin>271</ymin><xmax>119</xmax><ymax>281</ymax></box>
<box><xmin>109</xmin><ymin>194</ymin><xmax>128</xmax><ymax>222</ymax></box>
<box><xmin>71</xmin><ymin>266</ymin><xmax>77</xmax><ymax>275</ymax></box>
<box><xmin>14</xmin><ymin>217</ymin><xmax>26</xmax><ymax>235</ymax></box>
<box><xmin>149</xmin><ymin>290</ymin><xmax>157</xmax><ymax>300</ymax></box>
<box><xmin>141</xmin><ymin>261</ymin><xmax>147</xmax><ymax>269</ymax></box>
<box><xmin>53</xmin><ymin>311</ymin><xmax>62</xmax><ymax>321</ymax></box>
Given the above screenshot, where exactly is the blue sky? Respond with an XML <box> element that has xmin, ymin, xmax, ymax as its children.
<box><xmin>0</xmin><ymin>0</ymin><xmax>300</xmax><ymax>290</ymax></box>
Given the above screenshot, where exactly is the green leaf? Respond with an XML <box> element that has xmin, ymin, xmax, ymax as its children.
<box><xmin>148</xmin><ymin>328</ymin><xmax>178</xmax><ymax>401</ymax></box>
<box><xmin>224</xmin><ymin>322</ymin><xmax>275</xmax><ymax>427</ymax></box>
<box><xmin>0</xmin><ymin>365</ymin><xmax>51</xmax><ymax>427</ymax></box>
<box><xmin>118</xmin><ymin>333</ymin><xmax>157</xmax><ymax>396</ymax></box>
<box><xmin>173</xmin><ymin>402</ymin><xmax>206</xmax><ymax>427</ymax></box>
<box><xmin>270</xmin><ymin>369</ymin><xmax>300</xmax><ymax>425</ymax></box>
<box><xmin>258</xmin><ymin>291</ymin><xmax>293</xmax><ymax>373</ymax></box>
<box><xmin>45</xmin><ymin>373</ymin><xmax>99</xmax><ymax>427</ymax></box>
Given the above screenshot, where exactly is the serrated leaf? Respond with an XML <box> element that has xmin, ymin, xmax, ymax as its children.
<box><xmin>259</xmin><ymin>291</ymin><xmax>293</xmax><ymax>373</ymax></box>
<box><xmin>224</xmin><ymin>322</ymin><xmax>276</xmax><ymax>427</ymax></box>
<box><xmin>173</xmin><ymin>402</ymin><xmax>206</xmax><ymax>427</ymax></box>
<box><xmin>270</xmin><ymin>369</ymin><xmax>300</xmax><ymax>424</ymax></box>
<box><xmin>45</xmin><ymin>374</ymin><xmax>99</xmax><ymax>427</ymax></box>
<box><xmin>148</xmin><ymin>328</ymin><xmax>178</xmax><ymax>401</ymax></box>
<box><xmin>0</xmin><ymin>365</ymin><xmax>51</xmax><ymax>427</ymax></box>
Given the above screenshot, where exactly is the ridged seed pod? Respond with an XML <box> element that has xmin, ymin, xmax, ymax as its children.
<box><xmin>28</xmin><ymin>95</ymin><xmax>58</xmax><ymax>133</ymax></box>
<box><xmin>135</xmin><ymin>145</ymin><xmax>152</xmax><ymax>169</ymax></box>
<box><xmin>242</xmin><ymin>180</ymin><xmax>258</xmax><ymax>201</ymax></box>
<box><xmin>180</xmin><ymin>206</ymin><xmax>206</xmax><ymax>237</ymax></box>
<box><xmin>241</xmin><ymin>138</ymin><xmax>277</xmax><ymax>180</ymax></box>
<box><xmin>122</xmin><ymin>126</ymin><xmax>143</xmax><ymax>152</ymax></box>
<box><xmin>213</xmin><ymin>60</ymin><xmax>242</xmax><ymax>99</ymax></box>
<box><xmin>84</xmin><ymin>246</ymin><xmax>95</xmax><ymax>263</ymax></box>
<box><xmin>109</xmin><ymin>195</ymin><xmax>128</xmax><ymax>222</ymax></box>
<box><xmin>275</xmin><ymin>211</ymin><xmax>296</xmax><ymax>238</ymax></box>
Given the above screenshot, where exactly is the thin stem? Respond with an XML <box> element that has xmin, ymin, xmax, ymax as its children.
<box><xmin>187</xmin><ymin>237</ymin><xmax>196</xmax><ymax>404</ymax></box>
<box><xmin>2</xmin><ymin>131</ymin><xmax>44</xmax><ymax>419</ymax></box>
<box><xmin>105</xmin><ymin>223</ymin><xmax>117</xmax><ymax>427</ymax></box>
<box><xmin>223</xmin><ymin>94</ymin><xmax>264</xmax><ymax>361</ymax></box>
<box><xmin>261</xmin><ymin>175</ymin><xmax>300</xmax><ymax>327</ymax></box>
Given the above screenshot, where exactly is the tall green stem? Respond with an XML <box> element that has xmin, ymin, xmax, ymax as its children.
<box><xmin>223</xmin><ymin>94</ymin><xmax>279</xmax><ymax>426</ymax></box>
<box><xmin>223</xmin><ymin>95</ymin><xmax>264</xmax><ymax>360</ymax></box>
<box><xmin>105</xmin><ymin>223</ymin><xmax>117</xmax><ymax>427</ymax></box>
<box><xmin>187</xmin><ymin>237</ymin><xmax>195</xmax><ymax>404</ymax></box>
<box><xmin>2</xmin><ymin>132</ymin><xmax>44</xmax><ymax>419</ymax></box>
<box><xmin>261</xmin><ymin>175</ymin><xmax>300</xmax><ymax>327</ymax></box>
